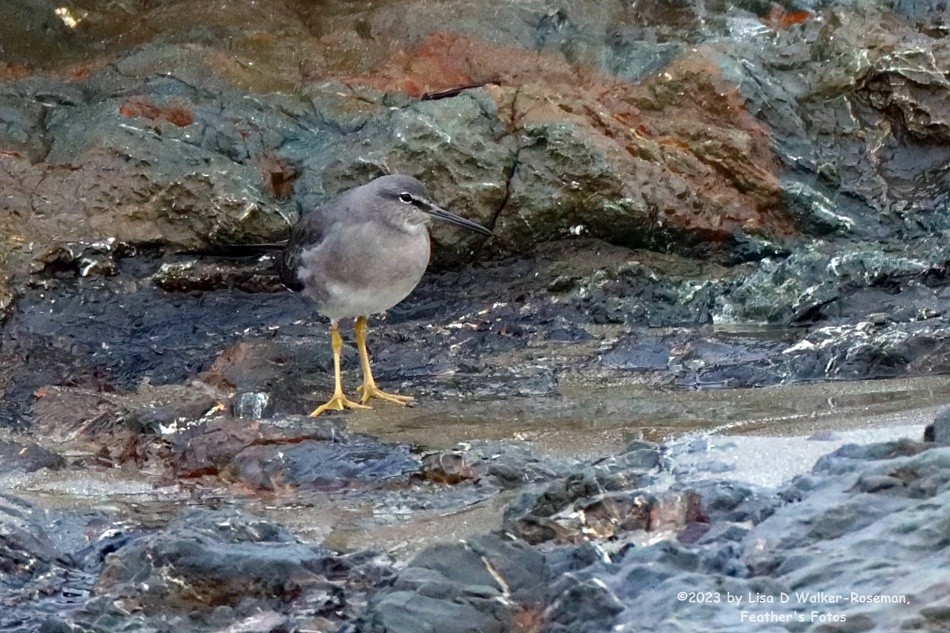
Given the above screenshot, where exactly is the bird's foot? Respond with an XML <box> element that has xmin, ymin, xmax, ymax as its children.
<box><xmin>356</xmin><ymin>382</ymin><xmax>414</xmax><ymax>406</ymax></box>
<box><xmin>308</xmin><ymin>392</ymin><xmax>372</xmax><ymax>417</ymax></box>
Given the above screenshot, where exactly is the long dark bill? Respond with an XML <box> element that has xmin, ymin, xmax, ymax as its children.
<box><xmin>420</xmin><ymin>201</ymin><xmax>493</xmax><ymax>236</ymax></box>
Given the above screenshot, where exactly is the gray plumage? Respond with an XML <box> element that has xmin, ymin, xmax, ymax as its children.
<box><xmin>279</xmin><ymin>175</ymin><xmax>490</xmax><ymax>322</ymax></box>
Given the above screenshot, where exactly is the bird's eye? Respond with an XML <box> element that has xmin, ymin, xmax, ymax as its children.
<box><xmin>398</xmin><ymin>192</ymin><xmax>414</xmax><ymax>204</ymax></box>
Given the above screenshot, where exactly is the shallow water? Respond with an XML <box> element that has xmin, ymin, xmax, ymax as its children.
<box><xmin>8</xmin><ymin>374</ymin><xmax>945</xmax><ymax>557</ymax></box>
<box><xmin>347</xmin><ymin>373</ymin><xmax>949</xmax><ymax>456</ymax></box>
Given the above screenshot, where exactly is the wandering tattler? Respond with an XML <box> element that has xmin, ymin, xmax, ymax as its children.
<box><xmin>278</xmin><ymin>175</ymin><xmax>492</xmax><ymax>416</ymax></box>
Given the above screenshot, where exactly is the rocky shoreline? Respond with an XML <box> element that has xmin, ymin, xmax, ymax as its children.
<box><xmin>3</xmin><ymin>409</ymin><xmax>947</xmax><ymax>632</ymax></box>
<box><xmin>2</xmin><ymin>0</ymin><xmax>949</xmax><ymax>631</ymax></box>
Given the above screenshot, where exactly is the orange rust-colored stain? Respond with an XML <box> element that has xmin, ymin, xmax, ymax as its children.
<box><xmin>512</xmin><ymin>605</ymin><xmax>546</xmax><ymax>633</ymax></box>
<box><xmin>119</xmin><ymin>96</ymin><xmax>195</xmax><ymax>127</ymax></box>
<box><xmin>0</xmin><ymin>62</ymin><xmax>30</xmax><ymax>80</ymax></box>
<box><xmin>762</xmin><ymin>3</ymin><xmax>813</xmax><ymax>29</ymax></box>
<box><xmin>337</xmin><ymin>31</ymin><xmax>796</xmax><ymax>244</ymax></box>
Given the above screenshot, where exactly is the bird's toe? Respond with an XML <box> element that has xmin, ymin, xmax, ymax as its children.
<box><xmin>357</xmin><ymin>383</ymin><xmax>414</xmax><ymax>406</ymax></box>
<box><xmin>308</xmin><ymin>393</ymin><xmax>372</xmax><ymax>417</ymax></box>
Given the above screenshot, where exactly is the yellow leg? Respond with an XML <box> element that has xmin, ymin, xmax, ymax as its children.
<box><xmin>309</xmin><ymin>321</ymin><xmax>371</xmax><ymax>417</ymax></box>
<box><xmin>354</xmin><ymin>316</ymin><xmax>414</xmax><ymax>406</ymax></box>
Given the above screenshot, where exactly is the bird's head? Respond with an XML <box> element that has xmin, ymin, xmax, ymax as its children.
<box><xmin>368</xmin><ymin>175</ymin><xmax>492</xmax><ymax>236</ymax></box>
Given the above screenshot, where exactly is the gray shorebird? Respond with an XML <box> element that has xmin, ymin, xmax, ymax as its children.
<box><xmin>278</xmin><ymin>175</ymin><xmax>492</xmax><ymax>416</ymax></box>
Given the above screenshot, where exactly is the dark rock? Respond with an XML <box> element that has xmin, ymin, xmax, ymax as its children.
<box><xmin>225</xmin><ymin>434</ymin><xmax>418</xmax><ymax>490</ymax></box>
<box><xmin>30</xmin><ymin>239</ymin><xmax>134</xmax><ymax>280</ymax></box>
<box><xmin>547</xmin><ymin>578</ymin><xmax>624</xmax><ymax>629</ymax></box>
<box><xmin>722</xmin><ymin>0</ymin><xmax>950</xmax><ymax>240</ymax></box>
<box><xmin>359</xmin><ymin>590</ymin><xmax>506</xmax><ymax>633</ymax></box>
<box><xmin>689</xmin><ymin>481</ymin><xmax>778</xmax><ymax>525</ymax></box>
<box><xmin>0</xmin><ymin>494</ymin><xmax>59</xmax><ymax>580</ymax></box>
<box><xmin>780</xmin><ymin>317</ymin><xmax>950</xmax><ymax>382</ymax></box>
<box><xmin>168</xmin><ymin>415</ymin><xmax>334</xmax><ymax>472</ymax></box>
<box><xmin>502</xmin><ymin>443</ymin><xmax>684</xmax><ymax>544</ymax></box>
<box><xmin>417</xmin><ymin>451</ymin><xmax>478</xmax><ymax>485</ymax></box>
<box><xmin>600</xmin><ymin>330</ymin><xmax>791</xmax><ymax>388</ymax></box>
<box><xmin>814</xmin><ymin>439</ymin><xmax>932</xmax><ymax>472</ymax></box>
<box><xmin>355</xmin><ymin>533</ymin><xmax>601</xmax><ymax>633</ymax></box>
<box><xmin>780</xmin><ymin>179</ymin><xmax>859</xmax><ymax>237</ymax></box>
<box><xmin>0</xmin><ymin>439</ymin><xmax>65</xmax><ymax>474</ymax></box>
<box><xmin>93</xmin><ymin>510</ymin><xmax>345</xmax><ymax>612</ymax></box>
<box><xmin>714</xmin><ymin>238</ymin><xmax>950</xmax><ymax>325</ymax></box>
<box><xmin>860</xmin><ymin>50</ymin><xmax>950</xmax><ymax>143</ymax></box>
<box><xmin>168</xmin><ymin>413</ymin><xmax>417</xmax><ymax>489</ymax></box>
<box><xmin>0</xmin><ymin>495</ymin><xmax>122</xmax><ymax>633</ymax></box>
<box><xmin>931</xmin><ymin>406</ymin><xmax>950</xmax><ymax>445</ymax></box>
<box><xmin>153</xmin><ymin>256</ymin><xmax>287</xmax><ymax>294</ymax></box>
<box><xmin>29</xmin><ymin>382</ymin><xmax>224</xmax><ymax>448</ymax></box>
<box><xmin>233</xmin><ymin>391</ymin><xmax>275</xmax><ymax>420</ymax></box>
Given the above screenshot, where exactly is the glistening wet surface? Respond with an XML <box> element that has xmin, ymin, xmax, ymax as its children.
<box><xmin>346</xmin><ymin>373</ymin><xmax>950</xmax><ymax>456</ymax></box>
<box><xmin>7</xmin><ymin>374</ymin><xmax>945</xmax><ymax>557</ymax></box>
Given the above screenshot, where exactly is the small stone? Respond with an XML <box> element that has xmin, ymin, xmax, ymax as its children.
<box><xmin>233</xmin><ymin>391</ymin><xmax>274</xmax><ymax>420</ymax></box>
<box><xmin>418</xmin><ymin>451</ymin><xmax>478</xmax><ymax>485</ymax></box>
<box><xmin>931</xmin><ymin>406</ymin><xmax>950</xmax><ymax>446</ymax></box>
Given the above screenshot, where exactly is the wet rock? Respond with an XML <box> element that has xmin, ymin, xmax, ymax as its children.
<box><xmin>168</xmin><ymin>415</ymin><xmax>418</xmax><ymax>490</ymax></box>
<box><xmin>720</xmin><ymin>0</ymin><xmax>950</xmax><ymax>238</ymax></box>
<box><xmin>0</xmin><ymin>438</ymin><xmax>65</xmax><ymax>475</ymax></box>
<box><xmin>414</xmin><ymin>441</ymin><xmax>574</xmax><ymax>490</ymax></box>
<box><xmin>2</xmin><ymin>270</ymin><xmax>315</xmax><ymax>427</ymax></box>
<box><xmin>354</xmin><ymin>533</ymin><xmax>600</xmax><ymax>633</ymax></box>
<box><xmin>168</xmin><ymin>415</ymin><xmax>343</xmax><ymax>478</ymax></box>
<box><xmin>0</xmin><ymin>495</ymin><xmax>126</xmax><ymax>633</ymax></box>
<box><xmin>417</xmin><ymin>450</ymin><xmax>478</xmax><ymax>485</ymax></box>
<box><xmin>0</xmin><ymin>494</ymin><xmax>59</xmax><ymax>580</ymax></box>
<box><xmin>30</xmin><ymin>382</ymin><xmax>225</xmax><ymax>447</ymax></box>
<box><xmin>535</xmin><ymin>440</ymin><xmax>950</xmax><ymax>633</ymax></box>
<box><xmin>502</xmin><ymin>444</ymin><xmax>667</xmax><ymax>544</ymax></box>
<box><xmin>780</xmin><ymin>179</ymin><xmax>859</xmax><ymax>237</ymax></box>
<box><xmin>153</xmin><ymin>256</ymin><xmax>287</xmax><ymax>294</ymax></box>
<box><xmin>860</xmin><ymin>49</ymin><xmax>950</xmax><ymax>143</ymax></box>
<box><xmin>93</xmin><ymin>510</ymin><xmax>349</xmax><ymax>614</ymax></box>
<box><xmin>233</xmin><ymin>391</ymin><xmax>275</xmax><ymax>420</ymax></box>
<box><xmin>599</xmin><ymin>330</ymin><xmax>790</xmax><ymax>388</ymax></box>
<box><xmin>715</xmin><ymin>237</ymin><xmax>950</xmax><ymax>325</ymax></box>
<box><xmin>201</xmin><ymin>338</ymin><xmax>337</xmax><ymax>416</ymax></box>
<box><xmin>29</xmin><ymin>238</ymin><xmax>134</xmax><ymax>281</ymax></box>
<box><xmin>780</xmin><ymin>317</ymin><xmax>950</xmax><ymax>382</ymax></box>
<box><xmin>930</xmin><ymin>406</ymin><xmax>950</xmax><ymax>445</ymax></box>
<box><xmin>226</xmin><ymin>435</ymin><xmax>418</xmax><ymax>491</ymax></box>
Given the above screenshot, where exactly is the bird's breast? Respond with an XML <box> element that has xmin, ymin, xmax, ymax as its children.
<box><xmin>298</xmin><ymin>223</ymin><xmax>430</xmax><ymax>320</ymax></box>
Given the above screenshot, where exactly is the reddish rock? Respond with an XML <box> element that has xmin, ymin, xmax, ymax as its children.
<box><xmin>119</xmin><ymin>96</ymin><xmax>195</xmax><ymax>127</ymax></box>
<box><xmin>347</xmin><ymin>32</ymin><xmax>795</xmax><ymax>248</ymax></box>
<box><xmin>258</xmin><ymin>152</ymin><xmax>299</xmax><ymax>200</ymax></box>
<box><xmin>762</xmin><ymin>4</ymin><xmax>814</xmax><ymax>30</ymax></box>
